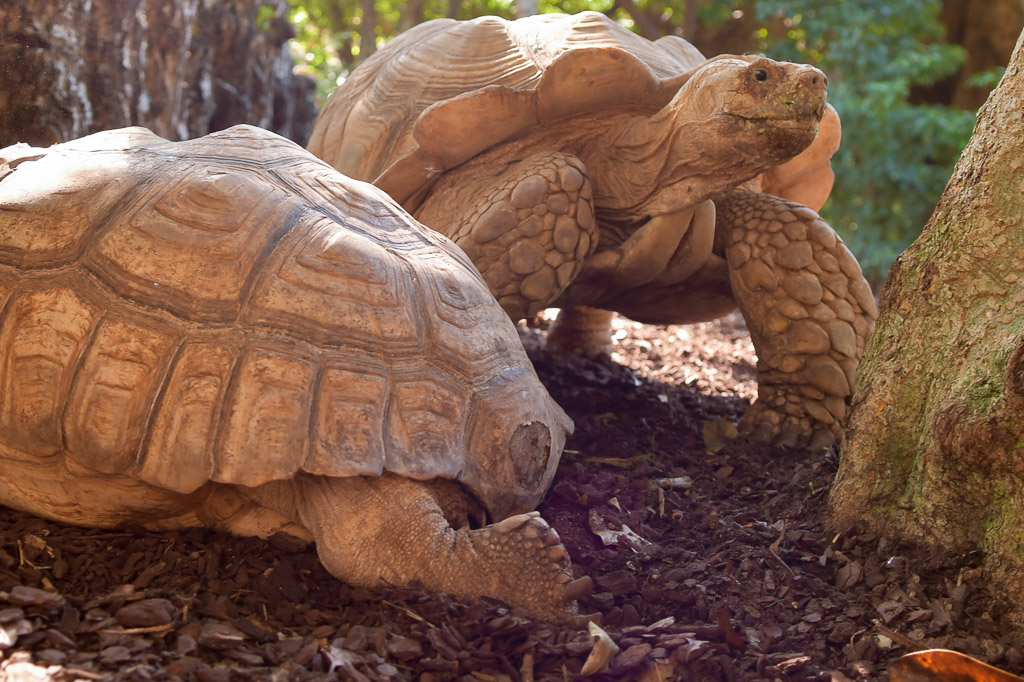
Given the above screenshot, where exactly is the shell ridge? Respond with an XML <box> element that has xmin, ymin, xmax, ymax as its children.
<box><xmin>234</xmin><ymin>195</ymin><xmax>311</xmax><ymax>325</ymax></box>
<box><xmin>135</xmin><ymin>331</ymin><xmax>246</xmax><ymax>493</ymax></box>
<box><xmin>210</xmin><ymin>336</ymin><xmax>319</xmax><ymax>486</ymax></box>
<box><xmin>207</xmin><ymin>331</ymin><xmax>248</xmax><ymax>486</ymax></box>
<box><xmin>131</xmin><ymin>331</ymin><xmax>190</xmax><ymax>478</ymax></box>
<box><xmin>304</xmin><ymin>353</ymin><xmax>391</xmax><ymax>478</ymax></box>
<box><xmin>53</xmin><ymin>281</ymin><xmax>108</xmax><ymax>460</ymax></box>
<box><xmin>378</xmin><ymin>254</ymin><xmax>470</xmax><ymax>480</ymax></box>
<box><xmin>61</xmin><ymin>307</ymin><xmax>183</xmax><ymax>475</ymax></box>
<box><xmin>0</xmin><ymin>149</ymin><xmax>154</xmax><ymax>270</ymax></box>
<box><xmin>0</xmin><ymin>275</ymin><xmax>105</xmax><ymax>459</ymax></box>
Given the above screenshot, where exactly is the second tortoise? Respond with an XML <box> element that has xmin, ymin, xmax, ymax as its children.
<box><xmin>308</xmin><ymin>12</ymin><xmax>876</xmax><ymax>449</ymax></box>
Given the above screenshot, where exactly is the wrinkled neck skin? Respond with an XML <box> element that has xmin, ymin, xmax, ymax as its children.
<box><xmin>596</xmin><ymin>97</ymin><xmax>816</xmax><ymax>222</ymax></box>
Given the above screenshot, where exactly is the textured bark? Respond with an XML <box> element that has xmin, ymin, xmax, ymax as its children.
<box><xmin>0</xmin><ymin>0</ymin><xmax>315</xmax><ymax>148</ymax></box>
<box><xmin>831</xmin><ymin>28</ymin><xmax>1024</xmax><ymax>625</ymax></box>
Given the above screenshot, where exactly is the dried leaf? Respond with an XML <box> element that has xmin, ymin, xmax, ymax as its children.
<box><xmin>890</xmin><ymin>648</ymin><xmax>1024</xmax><ymax>682</ymax></box>
<box><xmin>702</xmin><ymin>417</ymin><xmax>738</xmax><ymax>453</ymax></box>
<box><xmin>588</xmin><ymin>509</ymin><xmax>652</xmax><ymax>550</ymax></box>
<box><xmin>877</xmin><ymin>600</ymin><xmax>905</xmax><ymax>624</ymax></box>
<box><xmin>835</xmin><ymin>560</ymin><xmax>863</xmax><ymax>590</ymax></box>
<box><xmin>580</xmin><ymin>621</ymin><xmax>619</xmax><ymax>676</ymax></box>
<box><xmin>654</xmin><ymin>476</ymin><xmax>693</xmax><ymax>489</ymax></box>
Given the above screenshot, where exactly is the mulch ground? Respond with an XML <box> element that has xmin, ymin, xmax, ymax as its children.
<box><xmin>1</xmin><ymin>312</ymin><xmax>1021</xmax><ymax>681</ymax></box>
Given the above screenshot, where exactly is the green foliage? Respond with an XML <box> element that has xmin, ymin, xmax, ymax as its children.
<box><xmin>966</xmin><ymin>66</ymin><xmax>1006</xmax><ymax>89</ymax></box>
<box><xmin>751</xmin><ymin>0</ymin><xmax>976</xmax><ymax>281</ymax></box>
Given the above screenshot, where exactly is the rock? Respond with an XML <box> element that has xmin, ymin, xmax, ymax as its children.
<box><xmin>595</xmin><ymin>570</ymin><xmax>638</xmax><ymax>596</ymax></box>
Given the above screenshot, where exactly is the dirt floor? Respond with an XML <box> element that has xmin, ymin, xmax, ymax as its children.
<box><xmin>1</xmin><ymin>312</ymin><xmax>1022</xmax><ymax>681</ymax></box>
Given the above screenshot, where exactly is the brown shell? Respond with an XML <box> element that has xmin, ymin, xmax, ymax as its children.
<box><xmin>0</xmin><ymin>125</ymin><xmax>569</xmax><ymax>520</ymax></box>
<box><xmin>307</xmin><ymin>12</ymin><xmax>705</xmax><ymax>196</ymax></box>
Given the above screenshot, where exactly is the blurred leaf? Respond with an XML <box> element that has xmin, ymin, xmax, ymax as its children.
<box><xmin>966</xmin><ymin>66</ymin><xmax>1006</xmax><ymax>89</ymax></box>
<box><xmin>703</xmin><ymin>417</ymin><xmax>738</xmax><ymax>453</ymax></box>
<box><xmin>890</xmin><ymin>649</ymin><xmax>1024</xmax><ymax>682</ymax></box>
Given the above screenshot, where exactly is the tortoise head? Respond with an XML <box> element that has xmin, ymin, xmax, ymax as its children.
<box><xmin>461</xmin><ymin>367</ymin><xmax>572</xmax><ymax>521</ymax></box>
<box><xmin>673</xmin><ymin>55</ymin><xmax>828</xmax><ymax>165</ymax></box>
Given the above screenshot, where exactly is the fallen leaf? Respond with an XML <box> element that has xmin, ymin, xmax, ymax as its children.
<box><xmin>835</xmin><ymin>560</ymin><xmax>863</xmax><ymax>590</ymax></box>
<box><xmin>702</xmin><ymin>417</ymin><xmax>738</xmax><ymax>453</ymax></box>
<box><xmin>654</xmin><ymin>476</ymin><xmax>693</xmax><ymax>489</ymax></box>
<box><xmin>890</xmin><ymin>648</ymin><xmax>1024</xmax><ymax>682</ymax></box>
<box><xmin>580</xmin><ymin>621</ymin><xmax>619</xmax><ymax>675</ymax></box>
<box><xmin>588</xmin><ymin>509</ymin><xmax>652</xmax><ymax>551</ymax></box>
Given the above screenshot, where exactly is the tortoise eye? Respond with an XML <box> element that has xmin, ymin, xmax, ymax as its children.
<box><xmin>754</xmin><ymin>69</ymin><xmax>769</xmax><ymax>82</ymax></box>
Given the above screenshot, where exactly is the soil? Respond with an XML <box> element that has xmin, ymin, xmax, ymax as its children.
<box><xmin>1</xmin><ymin>312</ymin><xmax>1022</xmax><ymax>681</ymax></box>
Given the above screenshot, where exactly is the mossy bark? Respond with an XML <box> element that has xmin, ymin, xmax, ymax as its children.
<box><xmin>831</xmin><ymin>28</ymin><xmax>1024</xmax><ymax>624</ymax></box>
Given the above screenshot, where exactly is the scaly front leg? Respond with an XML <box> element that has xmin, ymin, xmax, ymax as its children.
<box><xmin>718</xmin><ymin>189</ymin><xmax>877</xmax><ymax>449</ymax></box>
<box><xmin>249</xmin><ymin>474</ymin><xmax>592</xmax><ymax>622</ymax></box>
<box><xmin>415</xmin><ymin>151</ymin><xmax>597</xmax><ymax>321</ymax></box>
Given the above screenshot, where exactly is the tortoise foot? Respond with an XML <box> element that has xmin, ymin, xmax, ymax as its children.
<box><xmin>473</xmin><ymin>511</ymin><xmax>583</xmax><ymax>621</ymax></box>
<box><xmin>282</xmin><ymin>476</ymin><xmax>585</xmax><ymax>623</ymax></box>
<box><xmin>545</xmin><ymin>306</ymin><xmax>615</xmax><ymax>356</ymax></box>
<box><xmin>739</xmin><ymin>397</ymin><xmax>840</xmax><ymax>450</ymax></box>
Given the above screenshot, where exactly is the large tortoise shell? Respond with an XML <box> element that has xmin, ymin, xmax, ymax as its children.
<box><xmin>308</xmin><ymin>12</ymin><xmax>705</xmax><ymax>196</ymax></box>
<box><xmin>0</xmin><ymin>125</ymin><xmax>569</xmax><ymax>521</ymax></box>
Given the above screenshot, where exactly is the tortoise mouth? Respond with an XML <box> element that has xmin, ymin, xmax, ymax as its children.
<box><xmin>728</xmin><ymin>108</ymin><xmax>825</xmax><ymax>128</ymax></box>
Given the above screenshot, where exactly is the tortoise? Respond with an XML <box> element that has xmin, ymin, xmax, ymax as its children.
<box><xmin>0</xmin><ymin>124</ymin><xmax>590</xmax><ymax>621</ymax></box>
<box><xmin>307</xmin><ymin>11</ymin><xmax>877</xmax><ymax>449</ymax></box>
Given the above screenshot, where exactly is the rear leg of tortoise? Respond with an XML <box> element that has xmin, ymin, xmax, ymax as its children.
<box><xmin>545</xmin><ymin>306</ymin><xmax>616</xmax><ymax>356</ymax></box>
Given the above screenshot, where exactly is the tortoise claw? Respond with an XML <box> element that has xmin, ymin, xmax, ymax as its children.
<box><xmin>564</xmin><ymin>575</ymin><xmax>594</xmax><ymax>601</ymax></box>
<box><xmin>571</xmin><ymin>611</ymin><xmax>603</xmax><ymax>629</ymax></box>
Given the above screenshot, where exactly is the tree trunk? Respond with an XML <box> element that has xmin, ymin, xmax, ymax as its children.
<box><xmin>610</xmin><ymin>0</ymin><xmax>662</xmax><ymax>41</ymax></box>
<box><xmin>359</xmin><ymin>0</ymin><xmax>378</xmax><ymax>60</ymax></box>
<box><xmin>398</xmin><ymin>0</ymin><xmax>425</xmax><ymax>32</ymax></box>
<box><xmin>0</xmin><ymin>0</ymin><xmax>315</xmax><ymax>148</ymax></box>
<box><xmin>910</xmin><ymin>0</ymin><xmax>1023</xmax><ymax>111</ymax></box>
<box><xmin>515</xmin><ymin>0</ymin><xmax>539</xmax><ymax>18</ymax></box>
<box><xmin>830</xmin><ymin>28</ymin><xmax>1024</xmax><ymax>626</ymax></box>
